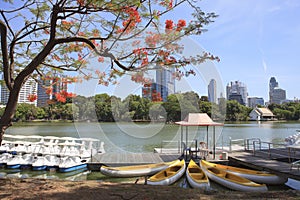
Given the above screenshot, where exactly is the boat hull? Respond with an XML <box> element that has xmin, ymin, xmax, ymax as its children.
<box><xmin>59</xmin><ymin>163</ymin><xmax>87</xmax><ymax>173</ymax></box>
<box><xmin>204</xmin><ymin>160</ymin><xmax>287</xmax><ymax>185</ymax></box>
<box><xmin>201</xmin><ymin>160</ymin><xmax>267</xmax><ymax>192</ymax></box>
<box><xmin>147</xmin><ymin>160</ymin><xmax>186</xmax><ymax>186</ymax></box>
<box><xmin>186</xmin><ymin>160</ymin><xmax>209</xmax><ymax>189</ymax></box>
<box><xmin>228</xmin><ymin>171</ymin><xmax>287</xmax><ymax>185</ymax></box>
<box><xmin>6</xmin><ymin>164</ymin><xmax>21</xmax><ymax>169</ymax></box>
<box><xmin>100</xmin><ymin>160</ymin><xmax>179</xmax><ymax>178</ymax></box>
<box><xmin>32</xmin><ymin>165</ymin><xmax>47</xmax><ymax>171</ymax></box>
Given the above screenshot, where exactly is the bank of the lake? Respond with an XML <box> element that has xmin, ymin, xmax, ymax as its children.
<box><xmin>0</xmin><ymin>178</ymin><xmax>299</xmax><ymax>200</ymax></box>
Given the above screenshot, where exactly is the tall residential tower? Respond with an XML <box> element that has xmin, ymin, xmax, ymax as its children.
<box><xmin>269</xmin><ymin>77</ymin><xmax>286</xmax><ymax>104</ymax></box>
<box><xmin>226</xmin><ymin>81</ymin><xmax>248</xmax><ymax>105</ymax></box>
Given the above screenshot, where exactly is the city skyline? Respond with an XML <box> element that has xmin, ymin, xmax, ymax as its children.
<box><xmin>195</xmin><ymin>0</ymin><xmax>300</xmax><ymax>101</ymax></box>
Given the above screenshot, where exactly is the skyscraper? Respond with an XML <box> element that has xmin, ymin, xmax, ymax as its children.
<box><xmin>226</xmin><ymin>81</ymin><xmax>248</xmax><ymax>105</ymax></box>
<box><xmin>155</xmin><ymin>68</ymin><xmax>175</xmax><ymax>102</ymax></box>
<box><xmin>269</xmin><ymin>77</ymin><xmax>286</xmax><ymax>104</ymax></box>
<box><xmin>208</xmin><ymin>79</ymin><xmax>217</xmax><ymax>103</ymax></box>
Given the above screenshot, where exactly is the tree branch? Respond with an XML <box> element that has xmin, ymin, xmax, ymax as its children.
<box><xmin>54</xmin><ymin>36</ymin><xmax>133</xmax><ymax>71</ymax></box>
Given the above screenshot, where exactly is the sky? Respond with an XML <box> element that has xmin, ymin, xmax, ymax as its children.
<box><xmin>1</xmin><ymin>1</ymin><xmax>299</xmax><ymax>102</ymax></box>
<box><xmin>87</xmin><ymin>0</ymin><xmax>300</xmax><ymax>101</ymax></box>
<box><xmin>192</xmin><ymin>0</ymin><xmax>300</xmax><ymax>101</ymax></box>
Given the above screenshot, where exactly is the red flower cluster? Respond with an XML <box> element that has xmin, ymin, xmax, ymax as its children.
<box><xmin>77</xmin><ymin>0</ymin><xmax>85</xmax><ymax>6</ymax></box>
<box><xmin>151</xmin><ymin>90</ymin><xmax>162</xmax><ymax>102</ymax></box>
<box><xmin>165</xmin><ymin>20</ymin><xmax>173</xmax><ymax>30</ymax></box>
<box><xmin>55</xmin><ymin>91</ymin><xmax>76</xmax><ymax>103</ymax></box>
<box><xmin>45</xmin><ymin>87</ymin><xmax>53</xmax><ymax>95</ymax></box>
<box><xmin>165</xmin><ymin>19</ymin><xmax>187</xmax><ymax>32</ymax></box>
<box><xmin>131</xmin><ymin>72</ymin><xmax>151</xmax><ymax>84</ymax></box>
<box><xmin>133</xmin><ymin>48</ymin><xmax>149</xmax><ymax>66</ymax></box>
<box><xmin>159</xmin><ymin>0</ymin><xmax>173</xmax><ymax>9</ymax></box>
<box><xmin>118</xmin><ymin>6</ymin><xmax>141</xmax><ymax>33</ymax></box>
<box><xmin>176</xmin><ymin>19</ymin><xmax>186</xmax><ymax>31</ymax></box>
<box><xmin>61</xmin><ymin>20</ymin><xmax>74</xmax><ymax>29</ymax></box>
<box><xmin>27</xmin><ymin>94</ymin><xmax>37</xmax><ymax>102</ymax></box>
<box><xmin>145</xmin><ymin>33</ymin><xmax>160</xmax><ymax>48</ymax></box>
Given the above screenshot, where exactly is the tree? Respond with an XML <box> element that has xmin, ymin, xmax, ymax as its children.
<box><xmin>95</xmin><ymin>93</ymin><xmax>113</xmax><ymax>122</ymax></box>
<box><xmin>0</xmin><ymin>0</ymin><xmax>218</xmax><ymax>144</ymax></box>
<box><xmin>163</xmin><ymin>94</ymin><xmax>182</xmax><ymax>122</ymax></box>
<box><xmin>15</xmin><ymin>103</ymin><xmax>37</xmax><ymax>121</ymax></box>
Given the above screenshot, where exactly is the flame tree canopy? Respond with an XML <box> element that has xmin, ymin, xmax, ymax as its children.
<box><xmin>0</xmin><ymin>0</ymin><xmax>218</xmax><ymax>143</ymax></box>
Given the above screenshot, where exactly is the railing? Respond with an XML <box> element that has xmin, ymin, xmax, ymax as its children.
<box><xmin>228</xmin><ymin>137</ymin><xmax>261</xmax><ymax>152</ymax></box>
<box><xmin>252</xmin><ymin>140</ymin><xmax>287</xmax><ymax>158</ymax></box>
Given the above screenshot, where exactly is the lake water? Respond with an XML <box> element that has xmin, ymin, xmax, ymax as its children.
<box><xmin>5</xmin><ymin>121</ymin><xmax>300</xmax><ymax>153</ymax></box>
<box><xmin>2</xmin><ymin>121</ymin><xmax>299</xmax><ymax>190</ymax></box>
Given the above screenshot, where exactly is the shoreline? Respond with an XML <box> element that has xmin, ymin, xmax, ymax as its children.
<box><xmin>0</xmin><ymin>178</ymin><xmax>299</xmax><ymax>200</ymax></box>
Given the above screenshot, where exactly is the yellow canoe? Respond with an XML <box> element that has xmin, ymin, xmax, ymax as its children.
<box><xmin>202</xmin><ymin>160</ymin><xmax>287</xmax><ymax>185</ymax></box>
<box><xmin>186</xmin><ymin>159</ymin><xmax>209</xmax><ymax>189</ymax></box>
<box><xmin>147</xmin><ymin>159</ymin><xmax>186</xmax><ymax>185</ymax></box>
<box><xmin>201</xmin><ymin>160</ymin><xmax>268</xmax><ymax>192</ymax></box>
<box><xmin>100</xmin><ymin>159</ymin><xmax>179</xmax><ymax>178</ymax></box>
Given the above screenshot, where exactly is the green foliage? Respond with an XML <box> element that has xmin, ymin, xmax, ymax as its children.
<box><xmin>268</xmin><ymin>102</ymin><xmax>300</xmax><ymax>120</ymax></box>
<box><xmin>13</xmin><ymin>93</ymin><xmax>300</xmax><ymax>123</ymax></box>
<box><xmin>225</xmin><ymin>100</ymin><xmax>251</xmax><ymax>121</ymax></box>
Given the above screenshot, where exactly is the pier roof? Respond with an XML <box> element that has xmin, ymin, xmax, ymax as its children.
<box><xmin>175</xmin><ymin>113</ymin><xmax>223</xmax><ymax>126</ymax></box>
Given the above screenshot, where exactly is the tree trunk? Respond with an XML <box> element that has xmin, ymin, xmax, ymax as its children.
<box><xmin>0</xmin><ymin>82</ymin><xmax>23</xmax><ymax>145</ymax></box>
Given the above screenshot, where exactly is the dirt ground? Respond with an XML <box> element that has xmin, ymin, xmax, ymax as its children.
<box><xmin>0</xmin><ymin>178</ymin><xmax>299</xmax><ymax>200</ymax></box>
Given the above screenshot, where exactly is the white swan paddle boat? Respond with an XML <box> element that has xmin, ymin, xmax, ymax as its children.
<box><xmin>58</xmin><ymin>156</ymin><xmax>88</xmax><ymax>173</ymax></box>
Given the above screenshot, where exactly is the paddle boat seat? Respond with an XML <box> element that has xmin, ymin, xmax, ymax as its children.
<box><xmin>290</xmin><ymin>160</ymin><xmax>300</xmax><ymax>171</ymax></box>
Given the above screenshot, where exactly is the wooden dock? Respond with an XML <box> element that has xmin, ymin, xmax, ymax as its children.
<box><xmin>229</xmin><ymin>151</ymin><xmax>300</xmax><ymax>181</ymax></box>
<box><xmin>88</xmin><ymin>146</ymin><xmax>300</xmax><ymax>183</ymax></box>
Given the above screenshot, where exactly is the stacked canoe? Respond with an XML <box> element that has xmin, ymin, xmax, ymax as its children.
<box><xmin>100</xmin><ymin>159</ymin><xmax>287</xmax><ymax>191</ymax></box>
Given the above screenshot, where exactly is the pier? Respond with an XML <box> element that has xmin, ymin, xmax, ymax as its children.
<box><xmin>89</xmin><ymin>139</ymin><xmax>300</xmax><ymax>183</ymax></box>
<box><xmin>229</xmin><ymin>151</ymin><xmax>300</xmax><ymax>181</ymax></box>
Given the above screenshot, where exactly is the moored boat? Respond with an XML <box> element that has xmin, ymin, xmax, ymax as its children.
<box><xmin>200</xmin><ymin>160</ymin><xmax>268</xmax><ymax>192</ymax></box>
<box><xmin>58</xmin><ymin>156</ymin><xmax>88</xmax><ymax>173</ymax></box>
<box><xmin>186</xmin><ymin>159</ymin><xmax>209</xmax><ymax>189</ymax></box>
<box><xmin>147</xmin><ymin>159</ymin><xmax>186</xmax><ymax>186</ymax></box>
<box><xmin>100</xmin><ymin>159</ymin><xmax>179</xmax><ymax>178</ymax></box>
<box><xmin>0</xmin><ymin>153</ymin><xmax>13</xmax><ymax>166</ymax></box>
<box><xmin>6</xmin><ymin>154</ymin><xmax>23</xmax><ymax>169</ymax></box>
<box><xmin>32</xmin><ymin>156</ymin><xmax>48</xmax><ymax>171</ymax></box>
<box><xmin>203</xmin><ymin>161</ymin><xmax>287</xmax><ymax>185</ymax></box>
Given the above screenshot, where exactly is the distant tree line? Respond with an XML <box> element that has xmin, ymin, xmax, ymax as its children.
<box><xmin>1</xmin><ymin>92</ymin><xmax>299</xmax><ymax>122</ymax></box>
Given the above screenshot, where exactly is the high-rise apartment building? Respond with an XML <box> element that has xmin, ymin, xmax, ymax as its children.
<box><xmin>141</xmin><ymin>67</ymin><xmax>175</xmax><ymax>102</ymax></box>
<box><xmin>154</xmin><ymin>68</ymin><xmax>175</xmax><ymax>102</ymax></box>
<box><xmin>208</xmin><ymin>79</ymin><xmax>217</xmax><ymax>103</ymax></box>
<box><xmin>269</xmin><ymin>77</ymin><xmax>286</xmax><ymax>104</ymax></box>
<box><xmin>1</xmin><ymin>76</ymin><xmax>38</xmax><ymax>106</ymax></box>
<box><xmin>226</xmin><ymin>81</ymin><xmax>248</xmax><ymax>105</ymax></box>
